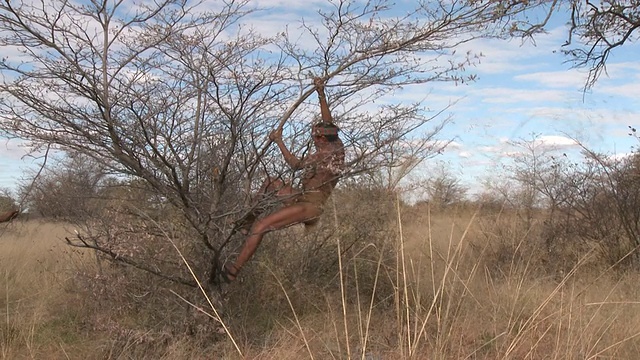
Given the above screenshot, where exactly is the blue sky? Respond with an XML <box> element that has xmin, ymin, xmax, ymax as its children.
<box><xmin>430</xmin><ymin>29</ymin><xmax>640</xmax><ymax>193</ymax></box>
<box><xmin>420</xmin><ymin>27</ymin><xmax>640</xmax><ymax>190</ymax></box>
<box><xmin>1</xmin><ymin>0</ymin><xmax>639</xmax><ymax>196</ymax></box>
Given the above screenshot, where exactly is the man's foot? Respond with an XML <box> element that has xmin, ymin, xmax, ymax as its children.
<box><xmin>237</xmin><ymin>223</ymin><xmax>251</xmax><ymax>236</ymax></box>
<box><xmin>220</xmin><ymin>264</ymin><xmax>239</xmax><ymax>283</ymax></box>
<box><xmin>234</xmin><ymin>212</ymin><xmax>257</xmax><ymax>235</ymax></box>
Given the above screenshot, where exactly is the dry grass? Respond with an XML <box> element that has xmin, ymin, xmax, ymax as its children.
<box><xmin>2</xmin><ymin>206</ymin><xmax>640</xmax><ymax>359</ymax></box>
<box><xmin>0</xmin><ymin>220</ymin><xmax>94</xmax><ymax>359</ymax></box>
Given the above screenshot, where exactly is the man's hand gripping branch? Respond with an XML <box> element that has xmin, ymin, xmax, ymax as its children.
<box><xmin>269</xmin><ymin>128</ymin><xmax>302</xmax><ymax>170</ymax></box>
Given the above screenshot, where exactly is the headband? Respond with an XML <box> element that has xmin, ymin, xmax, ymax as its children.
<box><xmin>313</xmin><ymin>124</ymin><xmax>339</xmax><ymax>136</ymax></box>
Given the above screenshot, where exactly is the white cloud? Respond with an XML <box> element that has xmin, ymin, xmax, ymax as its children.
<box><xmin>597</xmin><ymin>82</ymin><xmax>640</xmax><ymax>100</ymax></box>
<box><xmin>245</xmin><ymin>0</ymin><xmax>326</xmax><ymax>9</ymax></box>
<box><xmin>519</xmin><ymin>105</ymin><xmax>638</xmax><ymax>127</ymax></box>
<box><xmin>477</xmin><ymin>145</ymin><xmax>503</xmax><ymax>154</ymax></box>
<box><xmin>603</xmin><ymin>62</ymin><xmax>640</xmax><ymax>77</ymax></box>
<box><xmin>425</xmin><ymin>140</ymin><xmax>462</xmax><ymax>151</ymax></box>
<box><xmin>514</xmin><ymin>69</ymin><xmax>588</xmax><ymax>89</ymax></box>
<box><xmin>476</xmin><ymin>144</ymin><xmax>525</xmax><ymax>160</ymax></box>
<box><xmin>472</xmin><ymin>133</ymin><xmax>578</xmax><ymax>161</ymax></box>
<box><xmin>453</xmin><ymin>26</ymin><xmax>567</xmax><ymax>76</ymax></box>
<box><xmin>611</xmin><ymin>152</ymin><xmax>634</xmax><ymax>161</ymax></box>
<box><xmin>476</xmin><ymin>87</ymin><xmax>581</xmax><ymax>104</ymax></box>
<box><xmin>437</xmin><ymin>141</ymin><xmax>463</xmax><ymax>152</ymax></box>
<box><xmin>533</xmin><ymin>135</ymin><xmax>578</xmax><ymax>148</ymax></box>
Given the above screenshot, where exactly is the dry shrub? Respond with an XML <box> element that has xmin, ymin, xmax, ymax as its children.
<box><xmin>325</xmin><ymin>187</ymin><xmax>398</xmax><ymax>296</ymax></box>
<box><xmin>63</xmin><ymin>195</ymin><xmax>227</xmax><ymax>349</ymax></box>
<box><xmin>68</xmin><ymin>263</ymin><xmax>230</xmax><ymax>359</ymax></box>
<box><xmin>0</xmin><ymin>192</ymin><xmax>16</xmax><ymax>213</ymax></box>
<box><xmin>505</xmin><ymin>149</ymin><xmax>640</xmax><ymax>273</ymax></box>
<box><xmin>216</xmin><ymin>187</ymin><xmax>400</xmax><ymax>342</ymax></box>
<box><xmin>473</xmin><ymin>209</ymin><xmax>594</xmax><ymax>280</ymax></box>
<box><xmin>471</xmin><ymin>209</ymin><xmax>556</xmax><ymax>280</ymax></box>
<box><xmin>387</xmin><ymin>205</ymin><xmax>640</xmax><ymax>359</ymax></box>
<box><xmin>19</xmin><ymin>155</ymin><xmax>107</xmax><ymax>221</ymax></box>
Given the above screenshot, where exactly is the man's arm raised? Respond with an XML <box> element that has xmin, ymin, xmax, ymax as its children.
<box><xmin>269</xmin><ymin>130</ymin><xmax>302</xmax><ymax>170</ymax></box>
<box><xmin>314</xmin><ymin>77</ymin><xmax>333</xmax><ymax>124</ymax></box>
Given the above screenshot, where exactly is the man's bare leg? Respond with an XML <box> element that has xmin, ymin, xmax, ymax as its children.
<box><xmin>236</xmin><ymin>178</ymin><xmax>297</xmax><ymax>234</ymax></box>
<box><xmin>225</xmin><ymin>202</ymin><xmax>321</xmax><ymax>281</ymax></box>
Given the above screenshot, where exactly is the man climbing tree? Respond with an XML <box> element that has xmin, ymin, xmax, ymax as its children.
<box><xmin>220</xmin><ymin>77</ymin><xmax>345</xmax><ymax>283</ymax></box>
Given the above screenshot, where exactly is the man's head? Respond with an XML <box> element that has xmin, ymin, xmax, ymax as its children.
<box><xmin>312</xmin><ymin>122</ymin><xmax>340</xmax><ymax>142</ymax></box>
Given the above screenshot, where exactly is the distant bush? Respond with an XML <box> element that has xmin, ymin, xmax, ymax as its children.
<box><xmin>0</xmin><ymin>191</ymin><xmax>16</xmax><ymax>212</ymax></box>
<box><xmin>20</xmin><ymin>154</ymin><xmax>108</xmax><ymax>220</ymax></box>
<box><xmin>423</xmin><ymin>166</ymin><xmax>468</xmax><ymax>208</ymax></box>
<box><xmin>545</xmin><ymin>151</ymin><xmax>640</xmax><ymax>270</ymax></box>
<box><xmin>484</xmin><ymin>136</ymin><xmax>640</xmax><ymax>273</ymax></box>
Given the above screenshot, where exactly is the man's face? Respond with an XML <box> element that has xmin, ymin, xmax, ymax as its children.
<box><xmin>312</xmin><ymin>132</ymin><xmax>326</xmax><ymax>147</ymax></box>
<box><xmin>312</xmin><ymin>124</ymin><xmax>338</xmax><ymax>148</ymax></box>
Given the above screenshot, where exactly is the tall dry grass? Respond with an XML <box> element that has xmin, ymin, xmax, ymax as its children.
<box><xmin>2</xmin><ymin>202</ymin><xmax>640</xmax><ymax>359</ymax></box>
<box><xmin>0</xmin><ymin>220</ymin><xmax>94</xmax><ymax>359</ymax></box>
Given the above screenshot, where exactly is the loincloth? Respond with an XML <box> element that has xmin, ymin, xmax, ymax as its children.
<box><xmin>298</xmin><ymin>189</ymin><xmax>330</xmax><ymax>207</ymax></box>
<box><xmin>293</xmin><ymin>189</ymin><xmax>332</xmax><ymax>225</ymax></box>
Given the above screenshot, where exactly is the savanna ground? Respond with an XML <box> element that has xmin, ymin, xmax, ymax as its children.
<box><xmin>2</xmin><ymin>198</ymin><xmax>640</xmax><ymax>360</ymax></box>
